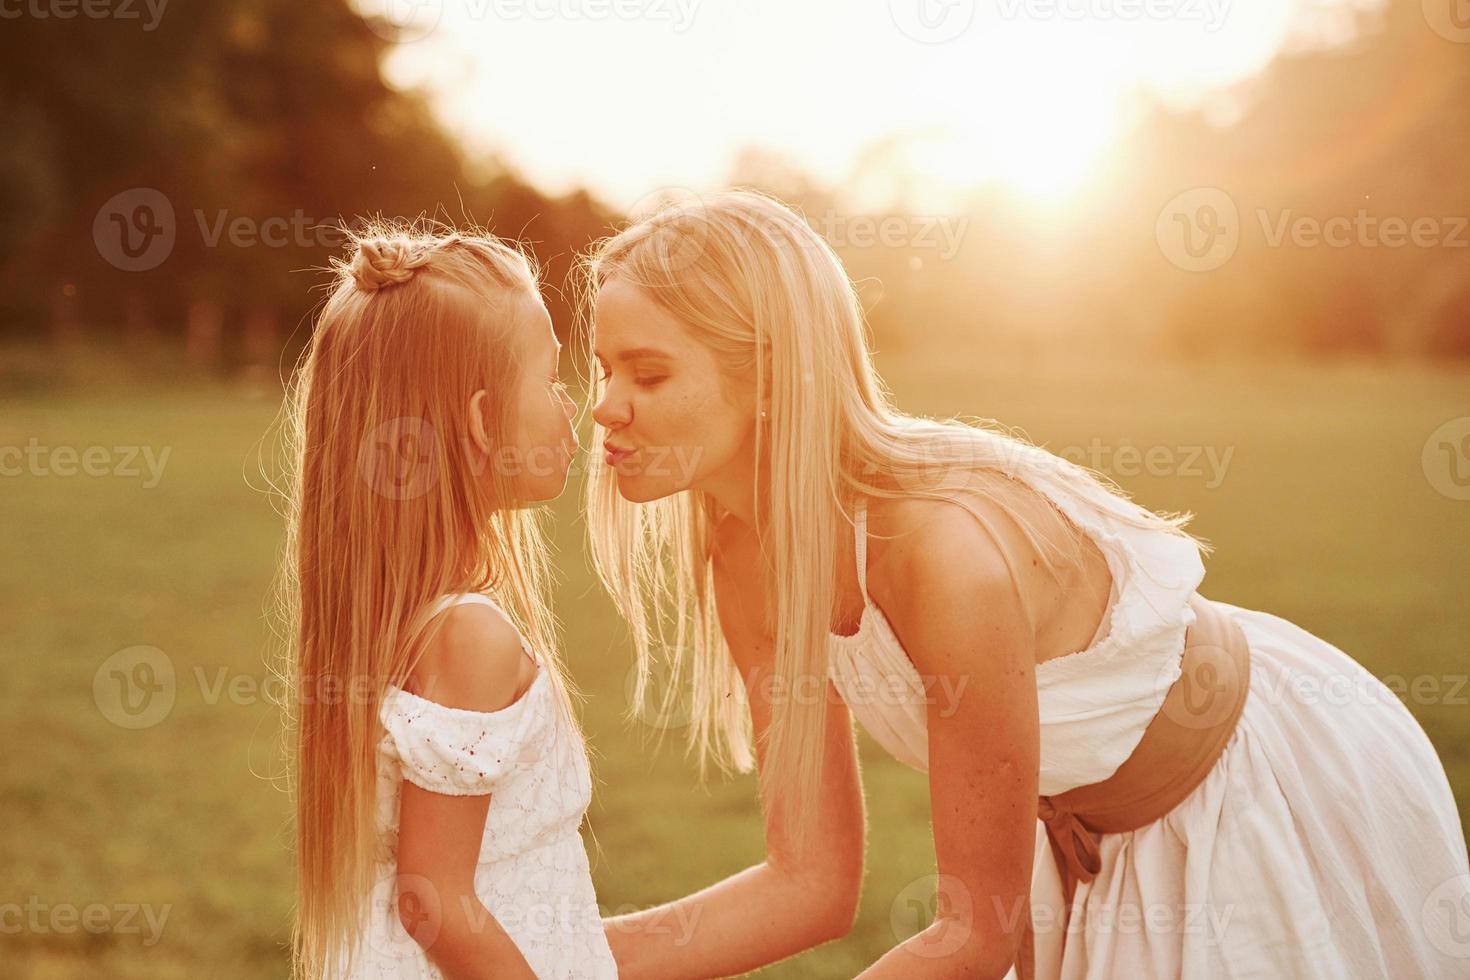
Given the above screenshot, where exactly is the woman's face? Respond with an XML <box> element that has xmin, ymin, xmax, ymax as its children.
<box><xmin>590</xmin><ymin>277</ymin><xmax>757</xmax><ymax>503</ymax></box>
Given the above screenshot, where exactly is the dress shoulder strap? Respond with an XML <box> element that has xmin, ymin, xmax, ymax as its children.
<box><xmin>428</xmin><ymin>592</ymin><xmax>539</xmax><ymax>666</ymax></box>
<box><xmin>431</xmin><ymin>592</ymin><xmax>504</xmax><ymax>617</ymax></box>
<box><xmin>854</xmin><ymin>498</ymin><xmax>870</xmax><ymax>603</ymax></box>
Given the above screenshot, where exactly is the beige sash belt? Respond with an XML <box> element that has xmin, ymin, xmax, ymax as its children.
<box><xmin>1016</xmin><ymin>595</ymin><xmax>1252</xmax><ymax>980</ymax></box>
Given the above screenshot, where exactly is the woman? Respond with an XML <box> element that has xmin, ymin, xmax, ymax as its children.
<box><xmin>581</xmin><ymin>190</ymin><xmax>1469</xmax><ymax>978</ymax></box>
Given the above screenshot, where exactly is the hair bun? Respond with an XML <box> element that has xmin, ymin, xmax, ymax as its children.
<box><xmin>348</xmin><ymin>238</ymin><xmax>432</xmax><ymax>291</ymax></box>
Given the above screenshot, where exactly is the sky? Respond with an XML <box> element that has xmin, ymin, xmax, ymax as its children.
<box><xmin>362</xmin><ymin>0</ymin><xmax>1376</xmax><ymax>209</ymax></box>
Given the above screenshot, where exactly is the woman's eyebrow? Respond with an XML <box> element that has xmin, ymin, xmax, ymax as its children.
<box><xmin>594</xmin><ymin>347</ymin><xmax>673</xmax><ymax>362</ymax></box>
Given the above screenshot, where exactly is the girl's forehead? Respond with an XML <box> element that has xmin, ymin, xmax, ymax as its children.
<box><xmin>500</xmin><ymin>290</ymin><xmax>556</xmax><ymax>360</ymax></box>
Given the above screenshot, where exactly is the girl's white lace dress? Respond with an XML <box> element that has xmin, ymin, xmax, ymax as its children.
<box><xmin>335</xmin><ymin>593</ymin><xmax>618</xmax><ymax>979</ymax></box>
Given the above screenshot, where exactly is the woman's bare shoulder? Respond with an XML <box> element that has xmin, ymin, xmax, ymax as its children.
<box><xmin>864</xmin><ymin>485</ymin><xmax>1078</xmax><ymax>614</ymax></box>
<box><xmin>866</xmin><ymin>494</ymin><xmax>1019</xmax><ymax>585</ymax></box>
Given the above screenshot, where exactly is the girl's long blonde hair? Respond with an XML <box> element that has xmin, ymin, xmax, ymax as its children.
<box><xmin>580</xmin><ymin>189</ymin><xmax>1208</xmax><ymax>843</ymax></box>
<box><xmin>275</xmin><ymin>221</ymin><xmax>582</xmax><ymax>978</ymax></box>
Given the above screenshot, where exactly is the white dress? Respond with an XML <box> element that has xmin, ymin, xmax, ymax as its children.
<box><xmin>827</xmin><ymin>456</ymin><xmax>1470</xmax><ymax>978</ymax></box>
<box><xmin>335</xmin><ymin>593</ymin><xmax>618</xmax><ymax>979</ymax></box>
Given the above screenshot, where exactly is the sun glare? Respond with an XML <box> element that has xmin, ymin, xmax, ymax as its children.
<box><xmin>380</xmin><ymin>0</ymin><xmax>1307</xmax><ymax>209</ymax></box>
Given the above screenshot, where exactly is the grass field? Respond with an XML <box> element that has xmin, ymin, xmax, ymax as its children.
<box><xmin>3</xmin><ymin>349</ymin><xmax>1467</xmax><ymax>978</ymax></box>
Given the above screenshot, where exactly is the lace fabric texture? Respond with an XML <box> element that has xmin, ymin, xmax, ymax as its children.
<box><xmin>335</xmin><ymin>593</ymin><xmax>618</xmax><ymax>979</ymax></box>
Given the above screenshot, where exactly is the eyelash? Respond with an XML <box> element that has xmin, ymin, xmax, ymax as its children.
<box><xmin>598</xmin><ymin>369</ymin><xmax>666</xmax><ymax>389</ymax></box>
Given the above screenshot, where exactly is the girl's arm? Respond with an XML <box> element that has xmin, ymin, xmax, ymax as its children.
<box><xmin>395</xmin><ymin>604</ymin><xmax>542</xmax><ymax>979</ymax></box>
<box><xmin>604</xmin><ymin>520</ymin><xmax>868</xmax><ymax>980</ymax></box>
<box><xmin>396</xmin><ymin>787</ymin><xmax>536</xmax><ymax>979</ymax></box>
<box><xmin>854</xmin><ymin>501</ymin><xmax>1040</xmax><ymax>979</ymax></box>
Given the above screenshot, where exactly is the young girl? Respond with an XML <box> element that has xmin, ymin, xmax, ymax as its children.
<box><xmin>582</xmin><ymin>191</ymin><xmax>1470</xmax><ymax>978</ymax></box>
<box><xmin>279</xmin><ymin>224</ymin><xmax>618</xmax><ymax>979</ymax></box>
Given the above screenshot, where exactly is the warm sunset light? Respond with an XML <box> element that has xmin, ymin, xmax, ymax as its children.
<box><xmin>6</xmin><ymin>0</ymin><xmax>1468</xmax><ymax>975</ymax></box>
<box><xmin>375</xmin><ymin>0</ymin><xmax>1305</xmax><ymax>206</ymax></box>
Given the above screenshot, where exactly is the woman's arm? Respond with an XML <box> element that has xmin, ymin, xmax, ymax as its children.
<box><xmin>854</xmin><ymin>501</ymin><xmax>1041</xmax><ymax>979</ymax></box>
<box><xmin>604</xmin><ymin>520</ymin><xmax>868</xmax><ymax>980</ymax></box>
<box><xmin>395</xmin><ymin>604</ymin><xmax>541</xmax><ymax>979</ymax></box>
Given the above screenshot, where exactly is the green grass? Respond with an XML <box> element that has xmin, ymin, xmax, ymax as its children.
<box><xmin>2</xmin><ymin>352</ymin><xmax>1467</xmax><ymax>977</ymax></box>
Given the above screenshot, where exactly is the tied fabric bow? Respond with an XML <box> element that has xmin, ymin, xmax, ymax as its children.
<box><xmin>1016</xmin><ymin>798</ymin><xmax>1104</xmax><ymax>980</ymax></box>
<box><xmin>1036</xmin><ymin>797</ymin><xmax>1102</xmax><ymax>907</ymax></box>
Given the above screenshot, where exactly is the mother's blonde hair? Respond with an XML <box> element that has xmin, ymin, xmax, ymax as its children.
<box><xmin>580</xmin><ymin>189</ymin><xmax>1207</xmax><ymax>842</ymax></box>
<box><xmin>275</xmin><ymin>221</ymin><xmax>582</xmax><ymax>977</ymax></box>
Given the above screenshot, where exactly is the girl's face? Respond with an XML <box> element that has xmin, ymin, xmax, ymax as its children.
<box><xmin>493</xmin><ymin>289</ymin><xmax>578</xmax><ymax>503</ymax></box>
<box><xmin>590</xmin><ymin>277</ymin><xmax>758</xmax><ymax>503</ymax></box>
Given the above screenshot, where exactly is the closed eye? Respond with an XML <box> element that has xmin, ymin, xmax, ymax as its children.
<box><xmin>594</xmin><ymin>359</ymin><xmax>665</xmax><ymax>387</ymax></box>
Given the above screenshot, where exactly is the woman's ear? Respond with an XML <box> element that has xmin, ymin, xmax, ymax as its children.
<box><xmin>466</xmin><ymin>389</ymin><xmax>493</xmax><ymax>455</ymax></box>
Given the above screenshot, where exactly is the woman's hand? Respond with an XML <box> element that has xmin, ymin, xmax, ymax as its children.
<box><xmin>602</xmin><ymin>515</ymin><xmax>868</xmax><ymax>979</ymax></box>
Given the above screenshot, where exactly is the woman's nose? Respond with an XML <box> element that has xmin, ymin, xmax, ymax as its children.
<box><xmin>591</xmin><ymin>386</ymin><xmax>630</xmax><ymax>429</ymax></box>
